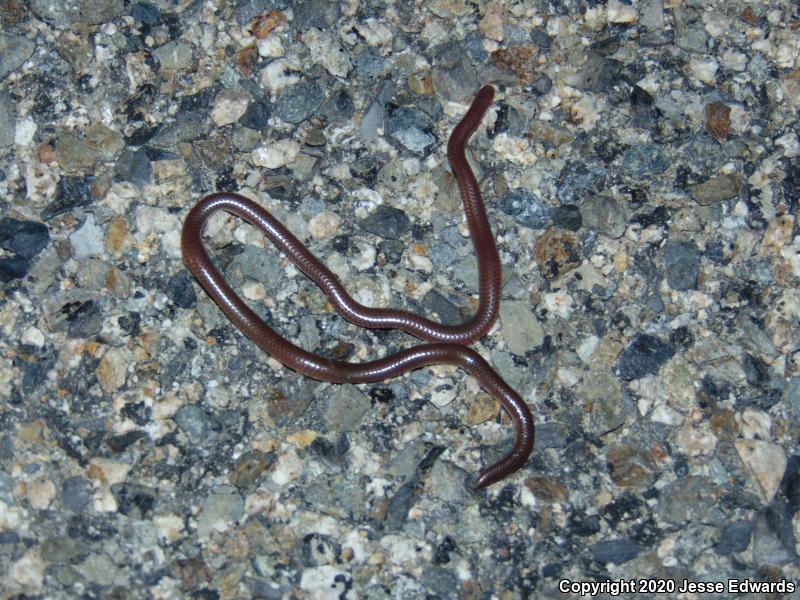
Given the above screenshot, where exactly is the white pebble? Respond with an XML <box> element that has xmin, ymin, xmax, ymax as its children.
<box><xmin>308</xmin><ymin>211</ymin><xmax>341</xmax><ymax>240</ymax></box>
<box><xmin>252</xmin><ymin>138</ymin><xmax>300</xmax><ymax>169</ymax></box>
<box><xmin>21</xmin><ymin>325</ymin><xmax>45</xmax><ymax>348</ymax></box>
<box><xmin>211</xmin><ymin>89</ymin><xmax>250</xmax><ymax>127</ymax></box>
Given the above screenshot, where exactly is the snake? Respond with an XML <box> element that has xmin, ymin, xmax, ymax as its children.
<box><xmin>181</xmin><ymin>85</ymin><xmax>534</xmax><ymax>488</ymax></box>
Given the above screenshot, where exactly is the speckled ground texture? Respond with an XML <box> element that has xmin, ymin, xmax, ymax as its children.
<box><xmin>1</xmin><ymin>0</ymin><xmax>799</xmax><ymax>598</ymax></box>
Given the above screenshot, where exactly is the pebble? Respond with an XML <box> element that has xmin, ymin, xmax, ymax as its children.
<box><xmin>61</xmin><ymin>476</ymin><xmax>93</xmax><ymax>514</ymax></box>
<box><xmin>359</xmin><ymin>205</ymin><xmax>411</xmax><ymax>239</ymax></box>
<box><xmin>0</xmin><ymin>91</ymin><xmax>15</xmax><ymax>148</ymax></box>
<box><xmin>751</xmin><ymin>503</ymin><xmax>797</xmax><ymax>565</ymax></box>
<box><xmin>550</xmin><ymin>204</ymin><xmax>582</xmax><ymax>231</ymax></box>
<box><xmin>43</xmin><ymin>176</ymin><xmax>97</xmax><ymax>220</ymax></box>
<box><xmin>55</xmin><ymin>133</ymin><xmax>99</xmax><ymax>173</ymax></box>
<box><xmin>499</xmin><ymin>188</ymin><xmax>548</xmax><ymax>229</ymax></box>
<box><xmin>114</xmin><ymin>148</ymin><xmax>152</xmax><ymax>188</ymax></box>
<box><xmin>0</xmin><ymin>33</ymin><xmax>36</xmax><ymax>81</ymax></box>
<box><xmin>96</xmin><ymin>346</ymin><xmax>129</xmax><ymax>393</ymax></box>
<box><xmin>252</xmin><ymin>138</ymin><xmax>300</xmax><ymax>169</ymax></box>
<box><xmin>734</xmin><ymin>439</ymin><xmax>787</xmax><ymax>503</ymax></box>
<box><xmin>499</xmin><ymin>300</ymin><xmax>544</xmax><ymax>355</ymax></box>
<box><xmin>621</xmin><ymin>143</ymin><xmax>670</xmax><ymax>177</ymax></box>
<box><xmin>663</xmin><ymin>239</ymin><xmax>700</xmax><ymax>291</ymax></box>
<box><xmin>319</xmin><ymin>89</ymin><xmax>355</xmax><ymax>124</ymax></box>
<box><xmin>196</xmin><ymin>486</ymin><xmax>244</xmax><ymax>539</ymax></box>
<box><xmin>173</xmin><ymin>404</ymin><xmax>216</xmax><ymax>443</ymax></box>
<box><xmin>588</xmin><ymin>538</ymin><xmax>643</xmax><ymax>565</ymax></box>
<box><xmin>324</xmin><ymin>385</ymin><xmax>370</xmax><ymax>432</ymax></box>
<box><xmin>231</xmin><ymin>245</ymin><xmax>282</xmax><ymax>286</ymax></box>
<box><xmin>308</xmin><ymin>211</ymin><xmax>341</xmax><ymax>241</ymax></box>
<box><xmin>165</xmin><ymin>271</ymin><xmax>197</xmax><ymax>308</ymax></box>
<box><xmin>9</xmin><ymin>550</ymin><xmax>45</xmax><ymax>595</ymax></box>
<box><xmin>715</xmin><ymin>520</ymin><xmax>752</xmax><ymax>555</ymax></box>
<box><xmin>689</xmin><ymin>174</ymin><xmax>739</xmax><ymax>205</ymax></box>
<box><xmin>31</xmin><ymin>0</ymin><xmax>126</xmax><ymax>25</ymax></box>
<box><xmin>615</xmin><ymin>334</ymin><xmax>675</xmax><ymax>380</ymax></box>
<box><xmin>386</xmin><ymin>105</ymin><xmax>436</xmax><ymax>154</ymax></box>
<box><xmin>85</xmin><ymin>123</ymin><xmax>124</xmax><ymax>160</ymax></box>
<box><xmin>239</xmin><ymin>100</ymin><xmax>271</xmax><ymax>131</ymax></box>
<box><xmin>0</xmin><ymin>217</ymin><xmax>50</xmax><ymax>259</ymax></box>
<box><xmin>274</xmin><ymin>80</ymin><xmax>325</xmax><ymax>124</ymax></box>
<box><xmin>580</xmin><ymin>195</ymin><xmax>627</xmax><ymax>238</ymax></box>
<box><xmin>211</xmin><ymin>89</ymin><xmax>251</xmax><ymax>127</ymax></box>
<box><xmin>606</xmin><ymin>444</ymin><xmax>657</xmax><ymax>489</ymax></box>
<box><xmin>578</xmin><ymin>371</ymin><xmax>629</xmax><ymax>435</ymax></box>
<box><xmin>533</xmin><ymin>227</ymin><xmax>582</xmax><ymax>279</ymax></box>
<box><xmin>153</xmin><ymin>41</ymin><xmax>194</xmax><ymax>71</ymax></box>
<box><xmin>557</xmin><ymin>160</ymin><xmax>607</xmax><ymax>204</ymax></box>
<box><xmin>0</xmin><ymin>256</ymin><xmax>31</xmax><ymax>282</ymax></box>
<box><xmin>69</xmin><ymin>214</ymin><xmax>104</xmax><ymax>259</ymax></box>
<box><xmin>353</xmin><ymin>46</ymin><xmax>384</xmax><ymax>79</ymax></box>
<box><xmin>673</xmin><ymin>8</ymin><xmax>708</xmax><ymax>54</ymax></box>
<box><xmin>658</xmin><ymin>476</ymin><xmax>721</xmax><ymax>525</ymax></box>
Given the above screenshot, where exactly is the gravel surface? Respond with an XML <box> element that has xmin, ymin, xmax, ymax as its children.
<box><xmin>1</xmin><ymin>0</ymin><xmax>799</xmax><ymax>598</ymax></box>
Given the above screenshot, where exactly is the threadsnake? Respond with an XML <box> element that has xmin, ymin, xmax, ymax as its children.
<box><xmin>181</xmin><ymin>85</ymin><xmax>534</xmax><ymax>488</ymax></box>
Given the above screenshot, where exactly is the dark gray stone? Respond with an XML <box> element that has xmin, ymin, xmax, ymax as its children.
<box><xmin>430</xmin><ymin>42</ymin><xmax>480</xmax><ymax>102</ymax></box>
<box><xmin>615</xmin><ymin>334</ymin><xmax>675</xmax><ymax>380</ymax></box>
<box><xmin>114</xmin><ymin>148</ymin><xmax>153</xmax><ymax>188</ymax></box>
<box><xmin>61</xmin><ymin>476</ymin><xmax>92</xmax><ymax>514</ymax></box>
<box><xmin>165</xmin><ymin>270</ymin><xmax>197</xmax><ymax>308</ymax></box>
<box><xmin>557</xmin><ymin>160</ymin><xmax>607</xmax><ymax>204</ymax></box>
<box><xmin>230</xmin><ymin>245</ymin><xmax>282</xmax><ymax>289</ymax></box>
<box><xmin>663</xmin><ymin>239</ymin><xmax>700</xmax><ymax>290</ymax></box>
<box><xmin>359</xmin><ymin>205</ymin><xmax>411</xmax><ymax>239</ymax></box>
<box><xmin>530</xmin><ymin>28</ymin><xmax>553</xmax><ymax>49</ymax></box>
<box><xmin>173</xmin><ymin>404</ymin><xmax>216</xmax><ymax>443</ymax></box>
<box><xmin>422</xmin><ymin>566</ymin><xmax>460</xmax><ymax>599</ymax></box>
<box><xmin>464</xmin><ymin>31</ymin><xmax>489</xmax><ymax>63</ymax></box>
<box><xmin>550</xmin><ymin>204</ymin><xmax>582</xmax><ymax>231</ymax></box>
<box><xmin>386</xmin><ymin>105</ymin><xmax>435</xmax><ymax>154</ymax></box>
<box><xmin>622</xmin><ymin>143</ymin><xmax>670</xmax><ymax>177</ymax></box>
<box><xmin>581</xmin><ymin>55</ymin><xmax>623</xmax><ymax>93</ymax></box>
<box><xmin>421</xmin><ymin>290</ymin><xmax>463</xmax><ymax>326</ymax></box>
<box><xmin>293</xmin><ymin>0</ymin><xmax>340</xmax><ymax>30</ymax></box>
<box><xmin>0</xmin><ymin>218</ymin><xmax>50</xmax><ymax>259</ymax></box>
<box><xmin>531</xmin><ymin>73</ymin><xmax>553</xmax><ymax>96</ymax></box>
<box><xmin>42</xmin><ymin>176</ymin><xmax>97</xmax><ymax>220</ymax></box>
<box><xmin>499</xmin><ymin>188</ymin><xmax>548</xmax><ymax>229</ymax></box>
<box><xmin>274</xmin><ymin>80</ymin><xmax>325</xmax><ymax>124</ymax></box>
<box><xmin>66</xmin><ymin>299</ymin><xmax>104</xmax><ymax>339</ymax></box>
<box><xmin>715</xmin><ymin>520</ymin><xmax>752</xmax><ymax>555</ymax></box>
<box><xmin>580</xmin><ymin>194</ymin><xmax>626</xmax><ymax>238</ymax></box>
<box><xmin>132</xmin><ymin>2</ymin><xmax>161</xmax><ymax>26</ymax></box>
<box><xmin>30</xmin><ymin>0</ymin><xmax>127</xmax><ymax>26</ymax></box>
<box><xmin>588</xmin><ymin>538</ymin><xmax>643</xmax><ymax>564</ymax></box>
<box><xmin>752</xmin><ymin>502</ymin><xmax>797</xmax><ymax>566</ymax></box>
<box><xmin>673</xmin><ymin>8</ymin><xmax>708</xmax><ymax>54</ymax></box>
<box><xmin>353</xmin><ymin>47</ymin><xmax>385</xmax><ymax>79</ymax></box>
<box><xmin>533</xmin><ymin>422</ymin><xmax>570</xmax><ymax>450</ymax></box>
<box><xmin>658</xmin><ymin>476</ymin><xmax>720</xmax><ymax>525</ymax></box>
<box><xmin>319</xmin><ymin>89</ymin><xmax>355</xmax><ymax>124</ymax></box>
<box><xmin>238</xmin><ymin>100</ymin><xmax>271</xmax><ymax>131</ymax></box>
<box><xmin>384</xmin><ymin>478</ymin><xmax>419</xmax><ymax>531</ymax></box>
<box><xmin>780</xmin><ymin>455</ymin><xmax>800</xmax><ymax>513</ymax></box>
<box><xmin>0</xmin><ymin>255</ymin><xmax>31</xmax><ymax>282</ymax></box>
